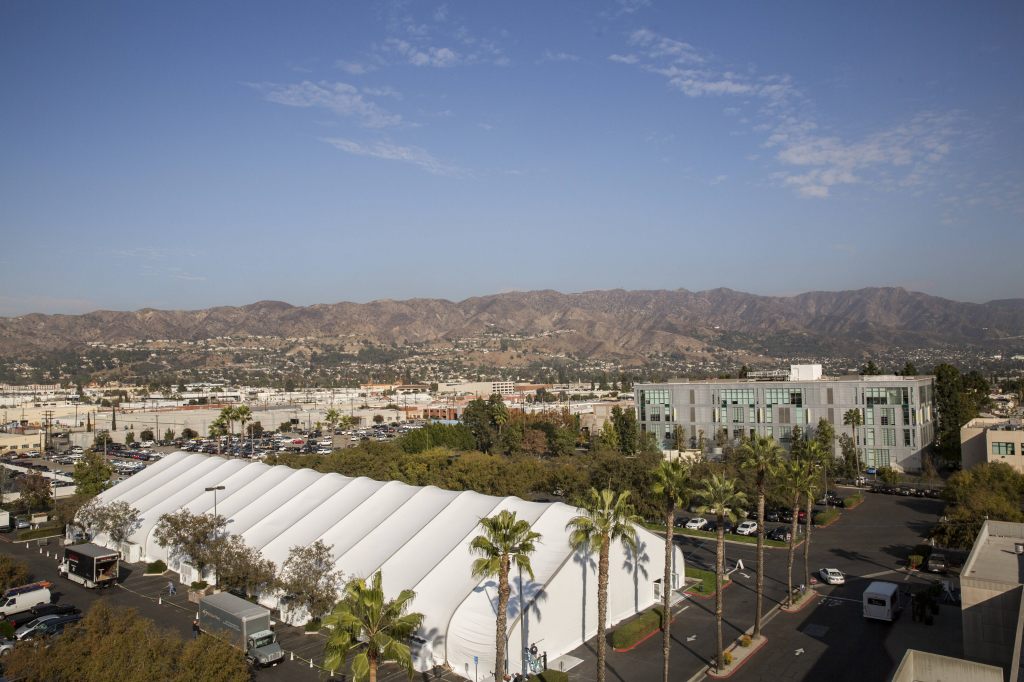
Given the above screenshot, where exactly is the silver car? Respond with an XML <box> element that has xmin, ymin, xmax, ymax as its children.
<box><xmin>0</xmin><ymin>637</ymin><xmax>14</xmax><ymax>657</ymax></box>
<box><xmin>14</xmin><ymin>615</ymin><xmax>59</xmax><ymax>640</ymax></box>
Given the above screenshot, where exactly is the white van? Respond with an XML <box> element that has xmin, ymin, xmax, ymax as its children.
<box><xmin>863</xmin><ymin>581</ymin><xmax>902</xmax><ymax>621</ymax></box>
<box><xmin>0</xmin><ymin>583</ymin><xmax>53</xmax><ymax>617</ymax></box>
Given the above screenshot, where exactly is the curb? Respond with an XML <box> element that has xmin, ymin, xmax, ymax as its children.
<box><xmin>780</xmin><ymin>589</ymin><xmax>819</xmax><ymax>613</ymax></box>
<box><xmin>705</xmin><ymin>635</ymin><xmax>769</xmax><ymax>679</ymax></box>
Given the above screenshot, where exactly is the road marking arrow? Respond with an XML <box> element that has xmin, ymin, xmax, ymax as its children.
<box><xmin>739</xmin><ymin>572</ymin><xmax>751</xmax><ymax>579</ymax></box>
<box><xmin>795</xmin><ymin>648</ymin><xmax>805</xmax><ymax>656</ymax></box>
<box><xmin>687</xmin><ymin>635</ymin><xmax>697</xmax><ymax>642</ymax></box>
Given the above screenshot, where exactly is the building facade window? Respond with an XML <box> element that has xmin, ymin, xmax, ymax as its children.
<box><xmin>993</xmin><ymin>442</ymin><xmax>1017</xmax><ymax>456</ymax></box>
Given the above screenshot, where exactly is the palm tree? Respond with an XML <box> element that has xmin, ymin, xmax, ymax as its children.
<box><xmin>566</xmin><ymin>489</ymin><xmax>641</xmax><ymax>682</ymax></box>
<box><xmin>842</xmin><ymin>408</ymin><xmax>863</xmax><ymax>473</ymax></box>
<box><xmin>323</xmin><ymin>571</ymin><xmax>424</xmax><ymax>682</ymax></box>
<box><xmin>209</xmin><ymin>416</ymin><xmax>228</xmax><ymax>454</ymax></box>
<box><xmin>651</xmin><ymin>460</ymin><xmax>691</xmax><ymax>682</ymax></box>
<box><xmin>782</xmin><ymin>459</ymin><xmax>813</xmax><ymax>606</ymax></box>
<box><xmin>470</xmin><ymin>510</ymin><xmax>542</xmax><ymax>682</ymax></box>
<box><xmin>737</xmin><ymin>434</ymin><xmax>783</xmax><ymax>637</ymax></box>
<box><xmin>235</xmin><ymin>404</ymin><xmax>252</xmax><ymax>440</ymax></box>
<box><xmin>696</xmin><ymin>473</ymin><xmax>748</xmax><ymax>673</ymax></box>
<box><xmin>325</xmin><ymin>408</ymin><xmax>341</xmax><ymax>434</ymax></box>
<box><xmin>218</xmin><ymin>406</ymin><xmax>236</xmax><ymax>441</ymax></box>
<box><xmin>797</xmin><ymin>460</ymin><xmax>821</xmax><ymax>591</ymax></box>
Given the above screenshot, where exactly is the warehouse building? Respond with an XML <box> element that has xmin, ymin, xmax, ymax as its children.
<box><xmin>635</xmin><ymin>364</ymin><xmax>935</xmax><ymax>472</ymax></box>
<box><xmin>89</xmin><ymin>452</ymin><xmax>682</xmax><ymax>678</ymax></box>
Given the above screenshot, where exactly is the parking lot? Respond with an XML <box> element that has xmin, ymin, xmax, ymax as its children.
<box><xmin>562</xmin><ymin>487</ymin><xmax>957</xmax><ymax>682</ymax></box>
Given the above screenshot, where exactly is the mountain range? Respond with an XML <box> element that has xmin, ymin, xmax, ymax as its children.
<box><xmin>2</xmin><ymin>287</ymin><xmax>1023</xmax><ymax>359</ymax></box>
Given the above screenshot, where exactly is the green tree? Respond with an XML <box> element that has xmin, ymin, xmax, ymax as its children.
<box><xmin>860</xmin><ymin>361</ymin><xmax>882</xmax><ymax>375</ymax></box>
<box><xmin>280</xmin><ymin>540</ymin><xmax>345</xmax><ymax>624</ymax></box>
<box><xmin>216</xmin><ymin>534</ymin><xmax>277</xmax><ymax>598</ymax></box>
<box><xmin>163</xmin><ymin>428</ymin><xmax>175</xmax><ymax>441</ymax></box>
<box><xmin>73</xmin><ymin>451</ymin><xmax>113</xmax><ymax>498</ymax></box>
<box><xmin>651</xmin><ymin>460</ymin><xmax>691</xmax><ymax>682</ymax></box>
<box><xmin>323</xmin><ymin>571</ymin><xmax>424</xmax><ymax>682</ymax></box>
<box><xmin>566</xmin><ymin>489</ymin><xmax>640</xmax><ymax>682</ymax></box>
<box><xmin>696</xmin><ymin>473</ymin><xmax>748</xmax><ymax>672</ymax></box>
<box><xmin>181</xmin><ymin>427</ymin><xmax>198</xmax><ymax>440</ymax></box>
<box><xmin>842</xmin><ymin>408</ymin><xmax>863</xmax><ymax>472</ymax></box>
<box><xmin>798</xmin><ymin>462</ymin><xmax>820</xmax><ymax>590</ymax></box>
<box><xmin>901</xmin><ymin>361</ymin><xmax>918</xmax><ymax>376</ymax></box>
<box><xmin>610</xmin><ymin>406</ymin><xmax>640</xmax><ymax>456</ymax></box>
<box><xmin>470</xmin><ymin>510</ymin><xmax>542</xmax><ymax>681</ymax></box>
<box><xmin>738</xmin><ymin>435</ymin><xmax>783</xmax><ymax>637</ymax></box>
<box><xmin>139</xmin><ymin>429</ymin><xmax>154</xmax><ymax>442</ymax></box>
<box><xmin>124</xmin><ymin>431</ymin><xmax>135</xmax><ymax>445</ymax></box>
<box><xmin>324</xmin><ymin>408</ymin><xmax>341</xmax><ymax>433</ymax></box>
<box><xmin>0</xmin><ymin>554</ymin><xmax>30</xmax><ymax>592</ymax></box>
<box><xmin>934</xmin><ymin>363</ymin><xmax>970</xmax><ymax>459</ymax></box>
<box><xmin>813</xmin><ymin>417</ymin><xmax>835</xmax><ymax>454</ymax></box>
<box><xmin>234</xmin><ymin>405</ymin><xmax>252</xmax><ymax>441</ymax></box>
<box><xmin>18</xmin><ymin>473</ymin><xmax>51</xmax><ymax>512</ymax></box>
<box><xmin>153</xmin><ymin>509</ymin><xmax>227</xmax><ymax>582</ymax></box>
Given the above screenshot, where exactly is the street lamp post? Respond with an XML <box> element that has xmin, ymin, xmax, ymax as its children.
<box><xmin>205</xmin><ymin>485</ymin><xmax>225</xmax><ymax>585</ymax></box>
<box><xmin>519</xmin><ymin>561</ymin><xmax>527</xmax><ymax>678</ymax></box>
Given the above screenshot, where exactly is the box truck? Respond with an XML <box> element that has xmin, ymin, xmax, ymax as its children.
<box><xmin>198</xmin><ymin>592</ymin><xmax>284</xmax><ymax>668</ymax></box>
<box><xmin>59</xmin><ymin>543</ymin><xmax>120</xmax><ymax>588</ymax></box>
<box><xmin>0</xmin><ymin>509</ymin><xmax>10</xmax><ymax>532</ymax></box>
<box><xmin>863</xmin><ymin>581</ymin><xmax>903</xmax><ymax>621</ymax></box>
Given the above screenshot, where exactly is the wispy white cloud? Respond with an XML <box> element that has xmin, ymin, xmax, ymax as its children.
<box><xmin>540</xmin><ymin>50</ymin><xmax>580</xmax><ymax>63</ymax></box>
<box><xmin>384</xmin><ymin>38</ymin><xmax>460</xmax><ymax>67</ymax></box>
<box><xmin>361</xmin><ymin>85</ymin><xmax>402</xmax><ymax>99</ymax></box>
<box><xmin>613</xmin><ymin>28</ymin><xmax>960</xmax><ymax>199</ymax></box>
<box><xmin>336</xmin><ymin>60</ymin><xmax>375</xmax><ymax>75</ymax></box>
<box><xmin>321</xmin><ymin>137</ymin><xmax>462</xmax><ymax>176</ymax></box>
<box><xmin>616</xmin><ymin>0</ymin><xmax>651</xmax><ymax>14</ymax></box>
<box><xmin>249</xmin><ymin>80</ymin><xmax>403</xmax><ymax>128</ymax></box>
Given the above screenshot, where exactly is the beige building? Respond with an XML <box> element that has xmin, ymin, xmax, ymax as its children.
<box><xmin>962</xmin><ymin>418</ymin><xmax>1024</xmax><ymax>472</ymax></box>
<box><xmin>891</xmin><ymin>650</ymin><xmax>1002</xmax><ymax>682</ymax></box>
<box><xmin>960</xmin><ymin>520</ymin><xmax>1024</xmax><ymax>680</ymax></box>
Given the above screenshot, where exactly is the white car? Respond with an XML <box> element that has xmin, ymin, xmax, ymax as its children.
<box><xmin>685</xmin><ymin>517</ymin><xmax>708</xmax><ymax>530</ymax></box>
<box><xmin>819</xmin><ymin>568</ymin><xmax>845</xmax><ymax>585</ymax></box>
<box><xmin>736</xmin><ymin>521</ymin><xmax>758</xmax><ymax>536</ymax></box>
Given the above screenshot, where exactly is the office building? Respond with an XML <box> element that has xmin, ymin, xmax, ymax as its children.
<box><xmin>962</xmin><ymin>418</ymin><xmax>1024</xmax><ymax>472</ymax></box>
<box><xmin>635</xmin><ymin>364</ymin><xmax>935</xmax><ymax>472</ymax></box>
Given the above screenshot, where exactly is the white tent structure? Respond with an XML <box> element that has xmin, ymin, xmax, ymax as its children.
<box><xmin>90</xmin><ymin>452</ymin><xmax>684</xmax><ymax>678</ymax></box>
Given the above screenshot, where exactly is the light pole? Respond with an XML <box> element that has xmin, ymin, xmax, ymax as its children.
<box><xmin>518</xmin><ymin>561</ymin><xmax>527</xmax><ymax>677</ymax></box>
<box><xmin>205</xmin><ymin>485</ymin><xmax>225</xmax><ymax>585</ymax></box>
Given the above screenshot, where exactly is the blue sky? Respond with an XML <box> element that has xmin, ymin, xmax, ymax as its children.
<box><xmin>1</xmin><ymin>1</ymin><xmax>1022</xmax><ymax>315</ymax></box>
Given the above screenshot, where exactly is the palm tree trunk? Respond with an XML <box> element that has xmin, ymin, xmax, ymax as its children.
<box><xmin>496</xmin><ymin>558</ymin><xmax>510</xmax><ymax>682</ymax></box>
<box><xmin>662</xmin><ymin>507</ymin><xmax>673</xmax><ymax>682</ymax></box>
<box><xmin>715</xmin><ymin>516</ymin><xmax>725</xmax><ymax>672</ymax></box>
<box><xmin>803</xmin><ymin>494</ymin><xmax>813</xmax><ymax>589</ymax></box>
<box><xmin>787</xmin><ymin>495</ymin><xmax>799</xmax><ymax>606</ymax></box>
<box><xmin>754</xmin><ymin>486</ymin><xmax>765</xmax><ymax>637</ymax></box>
<box><xmin>370</xmin><ymin>655</ymin><xmax>378</xmax><ymax>682</ymax></box>
<box><xmin>597</xmin><ymin>540</ymin><xmax>609</xmax><ymax>682</ymax></box>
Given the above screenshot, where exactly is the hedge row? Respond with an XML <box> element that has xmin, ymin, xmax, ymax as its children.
<box><xmin>16</xmin><ymin>525</ymin><xmax>63</xmax><ymax>541</ymax></box>
<box><xmin>609</xmin><ymin>606</ymin><xmax>666</xmax><ymax>650</ymax></box>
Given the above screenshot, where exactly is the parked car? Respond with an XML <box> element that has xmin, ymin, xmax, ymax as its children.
<box><xmin>685</xmin><ymin>517</ymin><xmax>708</xmax><ymax>530</ymax></box>
<box><xmin>2</xmin><ymin>603</ymin><xmax>77</xmax><ymax>630</ymax></box>
<box><xmin>707</xmin><ymin>520</ymin><xmax>735</xmax><ymax>534</ymax></box>
<box><xmin>23</xmin><ymin>613</ymin><xmax>82</xmax><ymax>639</ymax></box>
<box><xmin>736</xmin><ymin>521</ymin><xmax>758</xmax><ymax>536</ymax></box>
<box><xmin>768</xmin><ymin>526</ymin><xmax>795</xmax><ymax>542</ymax></box>
<box><xmin>818</xmin><ymin>568</ymin><xmax>846</xmax><ymax>585</ymax></box>
<box><xmin>0</xmin><ymin>636</ymin><xmax>15</xmax><ymax>657</ymax></box>
<box><xmin>926</xmin><ymin>553</ymin><xmax>948</xmax><ymax>573</ymax></box>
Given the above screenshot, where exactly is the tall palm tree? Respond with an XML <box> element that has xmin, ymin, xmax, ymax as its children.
<box><xmin>843</xmin><ymin>408</ymin><xmax>863</xmax><ymax>473</ymax></box>
<box><xmin>323</xmin><ymin>571</ymin><xmax>424</xmax><ymax>682</ymax></box>
<box><xmin>797</xmin><ymin>460</ymin><xmax>821</xmax><ymax>591</ymax></box>
<box><xmin>235</xmin><ymin>404</ymin><xmax>252</xmax><ymax>440</ymax></box>
<box><xmin>651</xmin><ymin>460</ymin><xmax>692</xmax><ymax>682</ymax></box>
<box><xmin>696</xmin><ymin>473</ymin><xmax>748</xmax><ymax>673</ymax></box>
<box><xmin>470</xmin><ymin>510</ymin><xmax>542</xmax><ymax>682</ymax></box>
<box><xmin>782</xmin><ymin>459</ymin><xmax>813</xmax><ymax>606</ymax></box>
<box><xmin>566</xmin><ymin>489</ymin><xmax>641</xmax><ymax>682</ymax></box>
<box><xmin>737</xmin><ymin>435</ymin><xmax>783</xmax><ymax>637</ymax></box>
<box><xmin>325</xmin><ymin>408</ymin><xmax>341</xmax><ymax>434</ymax></box>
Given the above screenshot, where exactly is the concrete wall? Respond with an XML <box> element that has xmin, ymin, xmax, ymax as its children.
<box><xmin>891</xmin><ymin>649</ymin><xmax>1003</xmax><ymax>682</ymax></box>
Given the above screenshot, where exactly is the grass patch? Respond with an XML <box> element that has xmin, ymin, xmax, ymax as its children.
<box><xmin>685</xmin><ymin>566</ymin><xmax>730</xmax><ymax>596</ymax></box>
<box><xmin>845</xmin><ymin>493</ymin><xmax>864</xmax><ymax>509</ymax></box>
<box><xmin>813</xmin><ymin>509</ymin><xmax>841</xmax><ymax>527</ymax></box>
<box><xmin>528</xmin><ymin>672</ymin><xmax>568</xmax><ymax>682</ymax></box>
<box><xmin>610</xmin><ymin>606</ymin><xmax>666</xmax><ymax>650</ymax></box>
<box><xmin>16</xmin><ymin>525</ymin><xmax>63</xmax><ymax>541</ymax></box>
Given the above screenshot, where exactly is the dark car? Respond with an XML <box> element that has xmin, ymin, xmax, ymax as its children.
<box><xmin>23</xmin><ymin>613</ymin><xmax>82</xmax><ymax>639</ymax></box>
<box><xmin>768</xmin><ymin>526</ymin><xmax>796</xmax><ymax>542</ymax></box>
<box><xmin>926</xmin><ymin>553</ymin><xmax>949</xmax><ymax>573</ymax></box>
<box><xmin>707</xmin><ymin>520</ymin><xmax>735</xmax><ymax>534</ymax></box>
<box><xmin>2</xmin><ymin>603</ymin><xmax>78</xmax><ymax>630</ymax></box>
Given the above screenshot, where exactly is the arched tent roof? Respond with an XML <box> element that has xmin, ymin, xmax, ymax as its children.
<box><xmin>90</xmin><ymin>452</ymin><xmax>684</xmax><ymax>679</ymax></box>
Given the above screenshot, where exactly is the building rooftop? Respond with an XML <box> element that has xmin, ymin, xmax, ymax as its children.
<box><xmin>962</xmin><ymin>520</ymin><xmax>1024</xmax><ymax>585</ymax></box>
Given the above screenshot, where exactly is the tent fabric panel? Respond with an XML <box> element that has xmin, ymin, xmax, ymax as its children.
<box><xmin>241</xmin><ymin>473</ymin><xmax>351</xmax><ymax>551</ymax></box>
<box><xmin>226</xmin><ymin>468</ymin><xmax>324</xmax><ymax>538</ymax></box>
<box><xmin>258</xmin><ymin>477</ymin><xmax>385</xmax><ymax>567</ymax></box>
<box><xmin>316</xmin><ymin>482</ymin><xmax>422</xmax><ymax>562</ymax></box>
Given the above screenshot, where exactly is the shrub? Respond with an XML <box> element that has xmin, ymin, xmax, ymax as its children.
<box><xmin>15</xmin><ymin>525</ymin><xmax>63</xmax><ymax>541</ymax></box>
<box><xmin>145</xmin><ymin>560</ymin><xmax>167</xmax><ymax>574</ymax></box>
<box><xmin>0</xmin><ymin>620</ymin><xmax>14</xmax><ymax>639</ymax></box>
<box><xmin>908</xmin><ymin>555</ymin><xmax>924</xmax><ymax>569</ymax></box>
<box><xmin>609</xmin><ymin>606</ymin><xmax>665</xmax><ymax>649</ymax></box>
<box><xmin>304</xmin><ymin>618</ymin><xmax>322</xmax><ymax>633</ymax></box>
<box><xmin>814</xmin><ymin>509</ymin><xmax>840</xmax><ymax>527</ymax></box>
<box><xmin>739</xmin><ymin>635</ymin><xmax>751</xmax><ymax>647</ymax></box>
<box><xmin>527</xmin><ymin>672</ymin><xmax>568</xmax><ymax>682</ymax></box>
<box><xmin>723</xmin><ymin>651</ymin><xmax>734</xmax><ymax>666</ymax></box>
<box><xmin>190</xmin><ymin>580</ymin><xmax>208</xmax><ymax>591</ymax></box>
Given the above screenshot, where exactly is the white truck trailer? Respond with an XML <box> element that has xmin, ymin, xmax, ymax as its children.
<box><xmin>198</xmin><ymin>592</ymin><xmax>284</xmax><ymax>668</ymax></box>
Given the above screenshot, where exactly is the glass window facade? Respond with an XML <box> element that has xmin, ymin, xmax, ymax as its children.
<box><xmin>993</xmin><ymin>442</ymin><xmax>1017</xmax><ymax>456</ymax></box>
